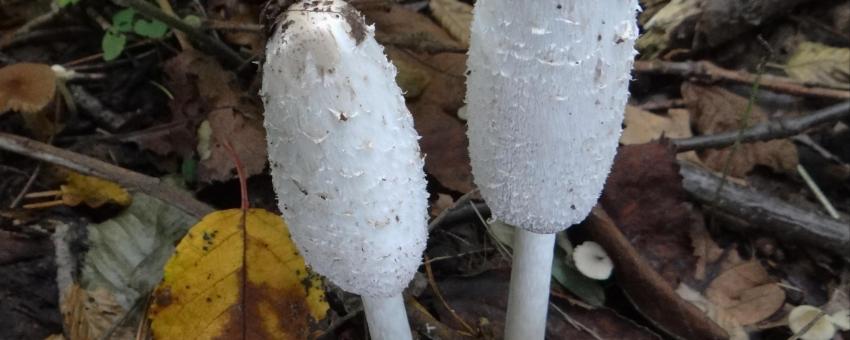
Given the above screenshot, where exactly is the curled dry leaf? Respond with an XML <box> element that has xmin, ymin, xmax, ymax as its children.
<box><xmin>429</xmin><ymin>0</ymin><xmax>472</xmax><ymax>47</ymax></box>
<box><xmin>0</xmin><ymin>63</ymin><xmax>56</xmax><ymax>113</ymax></box>
<box><xmin>149</xmin><ymin>209</ymin><xmax>328</xmax><ymax>339</ymax></box>
<box><xmin>681</xmin><ymin>83</ymin><xmax>798</xmax><ymax>177</ymax></box>
<box><xmin>705</xmin><ymin>261</ymin><xmax>785</xmax><ymax>326</ymax></box>
<box><xmin>61</xmin><ymin>172</ymin><xmax>131</xmax><ymax>208</ymax></box>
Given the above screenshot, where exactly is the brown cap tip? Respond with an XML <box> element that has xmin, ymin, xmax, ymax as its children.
<box><xmin>0</xmin><ymin>63</ymin><xmax>57</xmax><ymax>113</ymax></box>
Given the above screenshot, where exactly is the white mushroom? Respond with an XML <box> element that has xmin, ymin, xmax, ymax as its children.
<box><xmin>465</xmin><ymin>1</ymin><xmax>639</xmax><ymax>338</ymax></box>
<box><xmin>573</xmin><ymin>241</ymin><xmax>613</xmax><ymax>280</ymax></box>
<box><xmin>261</xmin><ymin>1</ymin><xmax>428</xmax><ymax>339</ymax></box>
<box><xmin>788</xmin><ymin>305</ymin><xmax>837</xmax><ymax>340</ymax></box>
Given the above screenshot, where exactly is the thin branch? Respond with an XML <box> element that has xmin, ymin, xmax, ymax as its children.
<box><xmin>0</xmin><ymin>132</ymin><xmax>212</xmax><ymax>218</ymax></box>
<box><xmin>679</xmin><ymin>161</ymin><xmax>850</xmax><ymax>260</ymax></box>
<box><xmin>112</xmin><ymin>0</ymin><xmax>246</xmax><ymax>68</ymax></box>
<box><xmin>633</xmin><ymin>60</ymin><xmax>850</xmax><ymax>100</ymax></box>
<box><xmin>672</xmin><ymin>101</ymin><xmax>850</xmax><ymax>151</ymax></box>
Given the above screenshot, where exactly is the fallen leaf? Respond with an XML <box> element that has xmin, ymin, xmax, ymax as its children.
<box><xmin>429</xmin><ymin>0</ymin><xmax>472</xmax><ymax>47</ymax></box>
<box><xmin>676</xmin><ymin>283</ymin><xmax>749</xmax><ymax>340</ymax></box>
<box><xmin>197</xmin><ymin>108</ymin><xmax>267</xmax><ymax>182</ymax></box>
<box><xmin>621</xmin><ymin>106</ymin><xmax>692</xmax><ymax>144</ymax></box>
<box><xmin>149</xmin><ymin>208</ymin><xmax>328</xmax><ymax>339</ymax></box>
<box><xmin>601</xmin><ymin>142</ymin><xmax>696</xmax><ymax>285</ymax></box>
<box><xmin>705</xmin><ymin>261</ymin><xmax>786</xmax><ymax>326</ymax></box>
<box><xmin>394</xmin><ymin>58</ymin><xmax>431</xmax><ymax>99</ymax></box>
<box><xmin>681</xmin><ymin>83</ymin><xmax>798</xmax><ymax>177</ymax></box>
<box><xmin>784</xmin><ymin>42</ymin><xmax>850</xmax><ymax>89</ymax></box>
<box><xmin>61</xmin><ymin>172</ymin><xmax>131</xmax><ymax>208</ymax></box>
<box><xmin>207</xmin><ymin>0</ymin><xmax>263</xmax><ymax>53</ymax></box>
<box><xmin>434</xmin><ymin>272</ymin><xmax>662</xmax><ymax>339</ymax></box>
<box><xmin>61</xmin><ymin>285</ymin><xmax>135</xmax><ymax>340</ymax></box>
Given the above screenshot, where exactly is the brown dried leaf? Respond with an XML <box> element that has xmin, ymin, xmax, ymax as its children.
<box><xmin>197</xmin><ymin>107</ymin><xmax>267</xmax><ymax>182</ymax></box>
<box><xmin>601</xmin><ymin>142</ymin><xmax>695</xmax><ymax>284</ymax></box>
<box><xmin>376</xmin><ymin>9</ymin><xmax>472</xmax><ymax>192</ymax></box>
<box><xmin>681</xmin><ymin>83</ymin><xmax>798</xmax><ymax>177</ymax></box>
<box><xmin>61</xmin><ymin>285</ymin><xmax>135</xmax><ymax>340</ymax></box>
<box><xmin>207</xmin><ymin>0</ymin><xmax>263</xmax><ymax>53</ymax></box>
<box><xmin>429</xmin><ymin>0</ymin><xmax>472</xmax><ymax>47</ymax></box>
<box><xmin>705</xmin><ymin>261</ymin><xmax>786</xmax><ymax>326</ymax></box>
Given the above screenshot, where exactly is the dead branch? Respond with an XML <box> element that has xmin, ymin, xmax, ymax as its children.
<box><xmin>634</xmin><ymin>60</ymin><xmax>850</xmax><ymax>100</ymax></box>
<box><xmin>678</xmin><ymin>161</ymin><xmax>850</xmax><ymax>260</ymax></box>
<box><xmin>672</xmin><ymin>101</ymin><xmax>850</xmax><ymax>151</ymax></box>
<box><xmin>0</xmin><ymin>132</ymin><xmax>212</xmax><ymax>218</ymax></box>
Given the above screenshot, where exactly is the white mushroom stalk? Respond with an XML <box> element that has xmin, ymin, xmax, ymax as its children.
<box><xmin>261</xmin><ymin>1</ymin><xmax>428</xmax><ymax>339</ymax></box>
<box><xmin>465</xmin><ymin>1</ymin><xmax>639</xmax><ymax>339</ymax></box>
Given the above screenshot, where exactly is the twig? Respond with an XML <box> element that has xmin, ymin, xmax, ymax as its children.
<box><xmin>633</xmin><ymin>60</ymin><xmax>850</xmax><ymax>100</ymax></box>
<box><xmin>679</xmin><ymin>161</ymin><xmax>850</xmax><ymax>259</ymax></box>
<box><xmin>155</xmin><ymin>0</ymin><xmax>191</xmax><ymax>50</ymax></box>
<box><xmin>112</xmin><ymin>0</ymin><xmax>246</xmax><ymax>68</ymax></box>
<box><xmin>9</xmin><ymin>163</ymin><xmax>42</xmax><ymax>209</ymax></box>
<box><xmin>315</xmin><ymin>306</ymin><xmax>364</xmax><ymax>339</ymax></box>
<box><xmin>0</xmin><ymin>132</ymin><xmax>212</xmax><ymax>218</ymax></box>
<box><xmin>423</xmin><ymin>256</ymin><xmax>476</xmax><ymax>335</ymax></box>
<box><xmin>0</xmin><ymin>7</ymin><xmax>64</xmax><ymax>49</ymax></box>
<box><xmin>405</xmin><ymin>297</ymin><xmax>473</xmax><ymax>340</ymax></box>
<box><xmin>672</xmin><ymin>101</ymin><xmax>850</xmax><ymax>151</ymax></box>
<box><xmin>204</xmin><ymin>20</ymin><xmax>263</xmax><ymax>32</ymax></box>
<box><xmin>797</xmin><ymin>164</ymin><xmax>840</xmax><ymax>219</ymax></box>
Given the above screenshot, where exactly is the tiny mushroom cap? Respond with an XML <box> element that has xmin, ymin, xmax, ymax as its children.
<box><xmin>788</xmin><ymin>305</ymin><xmax>837</xmax><ymax>340</ymax></box>
<box><xmin>573</xmin><ymin>241</ymin><xmax>613</xmax><ymax>280</ymax></box>
<box><xmin>0</xmin><ymin>63</ymin><xmax>56</xmax><ymax>113</ymax></box>
<box><xmin>828</xmin><ymin>309</ymin><xmax>850</xmax><ymax>331</ymax></box>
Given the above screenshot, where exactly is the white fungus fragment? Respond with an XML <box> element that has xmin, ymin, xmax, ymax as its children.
<box><xmin>572</xmin><ymin>241</ymin><xmax>613</xmax><ymax>280</ymax></box>
<box><xmin>788</xmin><ymin>305</ymin><xmax>837</xmax><ymax>340</ymax></box>
<box><xmin>261</xmin><ymin>0</ymin><xmax>427</xmax><ymax>298</ymax></box>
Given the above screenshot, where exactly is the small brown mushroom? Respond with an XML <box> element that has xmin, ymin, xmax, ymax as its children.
<box><xmin>0</xmin><ymin>63</ymin><xmax>56</xmax><ymax>114</ymax></box>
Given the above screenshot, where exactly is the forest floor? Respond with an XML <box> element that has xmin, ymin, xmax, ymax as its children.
<box><xmin>1</xmin><ymin>0</ymin><xmax>849</xmax><ymax>339</ymax></box>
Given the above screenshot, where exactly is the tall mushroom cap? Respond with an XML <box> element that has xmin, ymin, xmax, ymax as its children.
<box><xmin>261</xmin><ymin>0</ymin><xmax>428</xmax><ymax>297</ymax></box>
<box><xmin>465</xmin><ymin>0</ymin><xmax>639</xmax><ymax>233</ymax></box>
<box><xmin>0</xmin><ymin>63</ymin><xmax>56</xmax><ymax>113</ymax></box>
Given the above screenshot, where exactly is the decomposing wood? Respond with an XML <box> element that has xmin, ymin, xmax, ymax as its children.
<box><xmin>672</xmin><ymin>101</ymin><xmax>850</xmax><ymax>151</ymax></box>
<box><xmin>0</xmin><ymin>132</ymin><xmax>212</xmax><ymax>218</ymax></box>
<box><xmin>634</xmin><ymin>60</ymin><xmax>850</xmax><ymax>100</ymax></box>
<box><xmin>69</xmin><ymin>85</ymin><xmax>129</xmax><ymax>131</ymax></box>
<box><xmin>678</xmin><ymin>161</ymin><xmax>850</xmax><ymax>259</ymax></box>
<box><xmin>585</xmin><ymin>207</ymin><xmax>728</xmax><ymax>340</ymax></box>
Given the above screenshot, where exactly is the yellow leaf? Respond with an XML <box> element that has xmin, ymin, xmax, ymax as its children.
<box><xmin>785</xmin><ymin>42</ymin><xmax>850</xmax><ymax>89</ymax></box>
<box><xmin>61</xmin><ymin>172</ymin><xmax>132</xmax><ymax>208</ymax></box>
<box><xmin>429</xmin><ymin>0</ymin><xmax>472</xmax><ymax>47</ymax></box>
<box><xmin>149</xmin><ymin>209</ymin><xmax>328</xmax><ymax>340</ymax></box>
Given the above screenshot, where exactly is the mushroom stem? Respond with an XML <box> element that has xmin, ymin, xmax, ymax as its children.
<box><xmin>362</xmin><ymin>294</ymin><xmax>413</xmax><ymax>340</ymax></box>
<box><xmin>505</xmin><ymin>229</ymin><xmax>556</xmax><ymax>340</ymax></box>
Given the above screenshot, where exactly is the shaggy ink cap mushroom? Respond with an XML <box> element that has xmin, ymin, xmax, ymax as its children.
<box><xmin>261</xmin><ymin>0</ymin><xmax>428</xmax><ymax>299</ymax></box>
<box><xmin>0</xmin><ymin>63</ymin><xmax>56</xmax><ymax>113</ymax></box>
<box><xmin>465</xmin><ymin>0</ymin><xmax>640</xmax><ymax>234</ymax></box>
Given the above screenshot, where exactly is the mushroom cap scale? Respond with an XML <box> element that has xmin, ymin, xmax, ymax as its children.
<box><xmin>261</xmin><ymin>0</ymin><xmax>428</xmax><ymax>298</ymax></box>
<box><xmin>465</xmin><ymin>0</ymin><xmax>639</xmax><ymax>233</ymax></box>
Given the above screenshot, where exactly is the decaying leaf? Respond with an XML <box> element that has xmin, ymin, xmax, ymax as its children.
<box><xmin>676</xmin><ymin>283</ymin><xmax>749</xmax><ymax>340</ymax></box>
<box><xmin>59</xmin><ymin>194</ymin><xmax>199</xmax><ymax>339</ymax></box>
<box><xmin>394</xmin><ymin>58</ymin><xmax>431</xmax><ymax>99</ymax></box>
<box><xmin>61</xmin><ymin>285</ymin><xmax>135</xmax><ymax>340</ymax></box>
<box><xmin>429</xmin><ymin>0</ymin><xmax>472</xmax><ymax>47</ymax></box>
<box><xmin>197</xmin><ymin>108</ymin><xmax>267</xmax><ymax>183</ymax></box>
<box><xmin>705</xmin><ymin>261</ymin><xmax>786</xmax><ymax>326</ymax></box>
<box><xmin>149</xmin><ymin>208</ymin><xmax>327</xmax><ymax>340</ymax></box>
<box><xmin>784</xmin><ymin>42</ymin><xmax>850</xmax><ymax>89</ymax></box>
<box><xmin>681</xmin><ymin>83</ymin><xmax>798</xmax><ymax>177</ymax></box>
<box><xmin>365</xmin><ymin>6</ymin><xmax>473</xmax><ymax>191</ymax></box>
<box><xmin>61</xmin><ymin>172</ymin><xmax>131</xmax><ymax>208</ymax></box>
<box><xmin>621</xmin><ymin>106</ymin><xmax>692</xmax><ymax>144</ymax></box>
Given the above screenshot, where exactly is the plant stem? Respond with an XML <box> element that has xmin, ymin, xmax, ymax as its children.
<box><xmin>505</xmin><ymin>229</ymin><xmax>555</xmax><ymax>340</ymax></box>
<box><xmin>361</xmin><ymin>294</ymin><xmax>412</xmax><ymax>340</ymax></box>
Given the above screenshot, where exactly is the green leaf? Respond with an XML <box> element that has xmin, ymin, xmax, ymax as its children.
<box><xmin>112</xmin><ymin>8</ymin><xmax>136</xmax><ymax>32</ymax></box>
<box><xmin>56</xmin><ymin>0</ymin><xmax>80</xmax><ymax>7</ymax></box>
<box><xmin>552</xmin><ymin>248</ymin><xmax>606</xmax><ymax>307</ymax></box>
<box><xmin>102</xmin><ymin>29</ymin><xmax>127</xmax><ymax>61</ymax></box>
<box><xmin>133</xmin><ymin>19</ymin><xmax>168</xmax><ymax>38</ymax></box>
